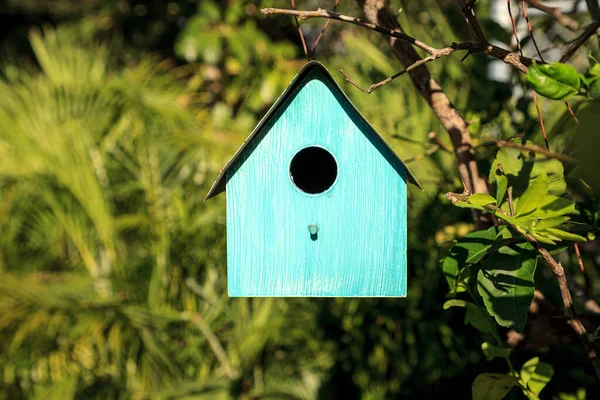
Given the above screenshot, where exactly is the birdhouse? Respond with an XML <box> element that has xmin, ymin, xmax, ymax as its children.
<box><xmin>206</xmin><ymin>61</ymin><xmax>421</xmax><ymax>297</ymax></box>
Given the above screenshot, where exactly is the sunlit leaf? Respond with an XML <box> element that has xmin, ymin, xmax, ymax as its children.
<box><xmin>521</xmin><ymin>357</ymin><xmax>554</xmax><ymax>395</ymax></box>
<box><xmin>527</xmin><ymin>62</ymin><xmax>581</xmax><ymax>100</ymax></box>
<box><xmin>469</xmin><ymin>194</ymin><xmax>497</xmax><ymax>207</ymax></box>
<box><xmin>472</xmin><ymin>373</ymin><xmax>519</xmax><ymax>400</ymax></box>
<box><xmin>516</xmin><ymin>173</ymin><xmax>548</xmax><ymax>216</ymax></box>
<box><xmin>481</xmin><ymin>342</ymin><xmax>511</xmax><ymax>361</ymax></box>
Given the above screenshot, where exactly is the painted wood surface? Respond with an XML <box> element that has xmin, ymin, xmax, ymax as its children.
<box><xmin>226</xmin><ymin>67</ymin><xmax>407</xmax><ymax>297</ymax></box>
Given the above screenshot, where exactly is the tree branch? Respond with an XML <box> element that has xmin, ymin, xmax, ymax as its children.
<box><xmin>456</xmin><ymin>0</ymin><xmax>487</xmax><ymax>42</ymax></box>
<box><xmin>339</xmin><ymin>47</ymin><xmax>457</xmax><ymax>93</ymax></box>
<box><xmin>534</xmin><ymin>245</ymin><xmax>600</xmax><ymax>382</ymax></box>
<box><xmin>560</xmin><ymin>20</ymin><xmax>600</xmax><ymax>63</ymax></box>
<box><xmin>528</xmin><ymin>0</ymin><xmax>580</xmax><ymax>30</ymax></box>
<box><xmin>480</xmin><ymin>137</ymin><xmax>578</xmax><ymax>163</ymax></box>
<box><xmin>261</xmin><ymin>7</ymin><xmax>536</xmax><ymax>73</ymax></box>
<box><xmin>354</xmin><ymin>0</ymin><xmax>489</xmax><ymax>200</ymax></box>
<box><xmin>586</xmin><ymin>0</ymin><xmax>600</xmax><ymax>21</ymax></box>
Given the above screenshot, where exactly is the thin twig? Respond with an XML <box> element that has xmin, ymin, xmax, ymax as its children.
<box><xmin>533</xmin><ymin>245</ymin><xmax>600</xmax><ymax>383</ymax></box>
<box><xmin>457</xmin><ymin>0</ymin><xmax>487</xmax><ymax>42</ymax></box>
<box><xmin>575</xmin><ymin>242</ymin><xmax>586</xmax><ymax>273</ymax></box>
<box><xmin>261</xmin><ymin>7</ymin><xmax>538</xmax><ymax>73</ymax></box>
<box><xmin>586</xmin><ymin>0</ymin><xmax>600</xmax><ymax>21</ymax></box>
<box><xmin>565</xmin><ymin>101</ymin><xmax>580</xmax><ymax>124</ymax></box>
<box><xmin>531</xmin><ymin>89</ymin><xmax>549</xmax><ymax>149</ymax></box>
<box><xmin>522</xmin><ymin>0</ymin><xmax>546</xmax><ymax>62</ymax></box>
<box><xmin>481</xmin><ymin>136</ymin><xmax>578</xmax><ymax>163</ymax></box>
<box><xmin>586</xmin><ymin>0</ymin><xmax>600</xmax><ymax>45</ymax></box>
<box><xmin>339</xmin><ymin>47</ymin><xmax>457</xmax><ymax>93</ymax></box>
<box><xmin>263</xmin><ymin>7</ymin><xmax>437</xmax><ymax>54</ymax></box>
<box><xmin>404</xmin><ymin>145</ymin><xmax>440</xmax><ymax>163</ymax></box>
<box><xmin>528</xmin><ymin>0</ymin><xmax>580</xmax><ymax>30</ymax></box>
<box><xmin>508</xmin><ymin>1</ymin><xmax>549</xmax><ymax>149</ymax></box>
<box><xmin>311</xmin><ymin>0</ymin><xmax>339</xmax><ymax>57</ymax></box>
<box><xmin>508</xmin><ymin>0</ymin><xmax>523</xmax><ymax>55</ymax></box>
<box><xmin>507</xmin><ymin>186</ymin><xmax>515</xmax><ymax>216</ymax></box>
<box><xmin>428</xmin><ymin>131</ymin><xmax>454</xmax><ymax>153</ymax></box>
<box><xmin>573</xmin><ymin>242</ymin><xmax>591</xmax><ymax>300</ymax></box>
<box><xmin>560</xmin><ymin>20</ymin><xmax>600</xmax><ymax>63</ymax></box>
<box><xmin>291</xmin><ymin>0</ymin><xmax>309</xmax><ymax>61</ymax></box>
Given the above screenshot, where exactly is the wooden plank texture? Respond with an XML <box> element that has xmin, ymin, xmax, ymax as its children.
<box><xmin>226</xmin><ymin>68</ymin><xmax>407</xmax><ymax>297</ymax></box>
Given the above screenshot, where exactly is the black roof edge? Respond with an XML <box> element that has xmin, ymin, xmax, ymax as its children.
<box><xmin>205</xmin><ymin>61</ymin><xmax>423</xmax><ymax>200</ymax></box>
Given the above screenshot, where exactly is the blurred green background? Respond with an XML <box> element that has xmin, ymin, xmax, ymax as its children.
<box><xmin>0</xmin><ymin>0</ymin><xmax>598</xmax><ymax>399</ymax></box>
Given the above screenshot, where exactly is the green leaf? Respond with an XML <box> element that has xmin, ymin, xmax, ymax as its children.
<box><xmin>442</xmin><ymin>227</ymin><xmax>502</xmax><ymax>291</ymax></box>
<box><xmin>481</xmin><ymin>342</ymin><xmax>511</xmax><ymax>361</ymax></box>
<box><xmin>472</xmin><ymin>373</ymin><xmax>519</xmax><ymax>400</ymax></box>
<box><xmin>527</xmin><ymin>62</ymin><xmax>582</xmax><ymax>100</ymax></box>
<box><xmin>443</xmin><ymin>299</ymin><xmax>468</xmax><ymax>309</ymax></box>
<box><xmin>532</xmin><ymin>216</ymin><xmax>569</xmax><ymax>231</ymax></box>
<box><xmin>455</xmin><ymin>202</ymin><xmax>485</xmax><ymax>210</ymax></box>
<box><xmin>443</xmin><ymin>300</ymin><xmax>495</xmax><ymax>334</ymax></box>
<box><xmin>469</xmin><ymin>194</ymin><xmax>497</xmax><ymax>207</ymax></box>
<box><xmin>465</xmin><ymin>304</ymin><xmax>496</xmax><ymax>334</ymax></box>
<box><xmin>544</xmin><ymin>228</ymin><xmax>586</xmax><ymax>241</ymax></box>
<box><xmin>517</xmin><ymin>196</ymin><xmax>577</xmax><ymax>220</ymax></box>
<box><xmin>530</xmin><ymin>159</ymin><xmax>566</xmax><ymax>196</ymax></box>
<box><xmin>496</xmin><ymin>175</ymin><xmax>508</xmax><ymax>205</ymax></box>
<box><xmin>477</xmin><ymin>243</ymin><xmax>538</xmax><ymax>332</ymax></box>
<box><xmin>489</xmin><ymin>146</ymin><xmax>523</xmax><ymax>183</ymax></box>
<box><xmin>588</xmin><ymin>54</ymin><xmax>600</xmax><ymax>76</ymax></box>
<box><xmin>521</xmin><ymin>357</ymin><xmax>554</xmax><ymax>395</ymax></box>
<box><xmin>516</xmin><ymin>173</ymin><xmax>549</xmax><ymax>216</ymax></box>
<box><xmin>531</xmin><ymin>231</ymin><xmax>558</xmax><ymax>245</ymax></box>
<box><xmin>589</xmin><ymin>79</ymin><xmax>600</xmax><ymax>99</ymax></box>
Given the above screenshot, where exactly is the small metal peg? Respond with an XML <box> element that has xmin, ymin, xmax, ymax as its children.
<box><xmin>308</xmin><ymin>223</ymin><xmax>319</xmax><ymax>235</ymax></box>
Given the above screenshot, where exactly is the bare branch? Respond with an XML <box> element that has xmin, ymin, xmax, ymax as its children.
<box><xmin>456</xmin><ymin>0</ymin><xmax>487</xmax><ymax>42</ymax></box>
<box><xmin>522</xmin><ymin>0</ymin><xmax>546</xmax><ymax>62</ymax></box>
<box><xmin>311</xmin><ymin>0</ymin><xmax>339</xmax><ymax>57</ymax></box>
<box><xmin>481</xmin><ymin>137</ymin><xmax>578</xmax><ymax>163</ymax></box>
<box><xmin>531</xmin><ymin>89</ymin><xmax>549</xmax><ymax>149</ymax></box>
<box><xmin>428</xmin><ymin>131</ymin><xmax>453</xmax><ymax>153</ymax></box>
<box><xmin>404</xmin><ymin>145</ymin><xmax>441</xmax><ymax>163</ymax></box>
<box><xmin>560</xmin><ymin>20</ymin><xmax>600</xmax><ymax>62</ymax></box>
<box><xmin>261</xmin><ymin>7</ymin><xmax>536</xmax><ymax>73</ymax></box>
<box><xmin>290</xmin><ymin>0</ymin><xmax>309</xmax><ymax>61</ymax></box>
<box><xmin>507</xmin><ymin>187</ymin><xmax>515</xmax><ymax>216</ymax></box>
<box><xmin>534</xmin><ymin>246</ymin><xmax>600</xmax><ymax>382</ymax></box>
<box><xmin>586</xmin><ymin>0</ymin><xmax>600</xmax><ymax>21</ymax></box>
<box><xmin>528</xmin><ymin>0</ymin><xmax>580</xmax><ymax>30</ymax></box>
<box><xmin>262</xmin><ymin>7</ymin><xmax>438</xmax><ymax>54</ymax></box>
<box><xmin>339</xmin><ymin>47</ymin><xmax>456</xmax><ymax>93</ymax></box>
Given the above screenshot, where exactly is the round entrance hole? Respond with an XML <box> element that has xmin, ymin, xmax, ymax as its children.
<box><xmin>289</xmin><ymin>146</ymin><xmax>338</xmax><ymax>194</ymax></box>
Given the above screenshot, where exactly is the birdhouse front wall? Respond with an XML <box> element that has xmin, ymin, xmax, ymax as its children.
<box><xmin>225</xmin><ymin>69</ymin><xmax>407</xmax><ymax>297</ymax></box>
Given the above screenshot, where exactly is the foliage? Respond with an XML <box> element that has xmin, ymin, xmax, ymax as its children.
<box><xmin>1</xmin><ymin>1</ymin><xmax>600</xmax><ymax>399</ymax></box>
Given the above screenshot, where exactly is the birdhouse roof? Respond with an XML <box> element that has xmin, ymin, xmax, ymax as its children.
<box><xmin>205</xmin><ymin>61</ymin><xmax>422</xmax><ymax>200</ymax></box>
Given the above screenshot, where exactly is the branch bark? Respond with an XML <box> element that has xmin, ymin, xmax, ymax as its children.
<box><xmin>262</xmin><ymin>7</ymin><xmax>536</xmax><ymax>73</ymax></box>
<box><xmin>529</xmin><ymin>0</ymin><xmax>580</xmax><ymax>30</ymax></box>
<box><xmin>355</xmin><ymin>0</ymin><xmax>489</xmax><ymax>197</ymax></box>
<box><xmin>480</xmin><ymin>137</ymin><xmax>578</xmax><ymax>163</ymax></box>
<box><xmin>560</xmin><ymin>20</ymin><xmax>600</xmax><ymax>63</ymax></box>
<box><xmin>456</xmin><ymin>0</ymin><xmax>487</xmax><ymax>42</ymax></box>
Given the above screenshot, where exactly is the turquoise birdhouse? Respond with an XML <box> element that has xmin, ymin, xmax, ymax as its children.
<box><xmin>206</xmin><ymin>61</ymin><xmax>421</xmax><ymax>297</ymax></box>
